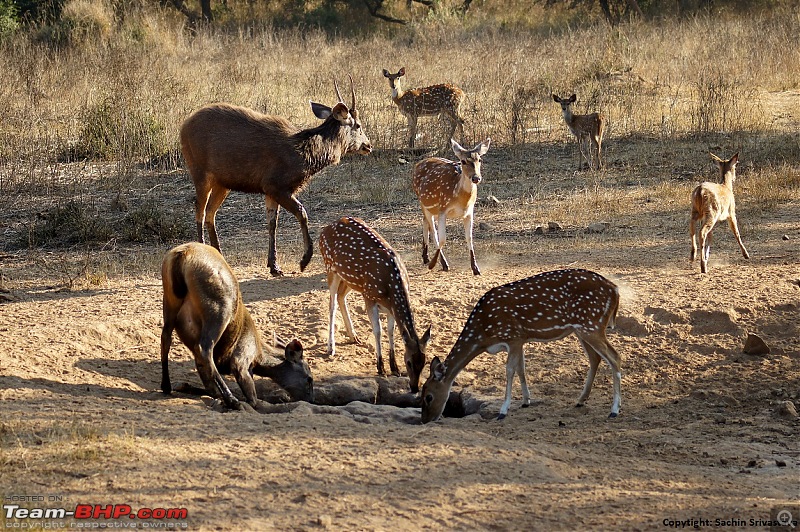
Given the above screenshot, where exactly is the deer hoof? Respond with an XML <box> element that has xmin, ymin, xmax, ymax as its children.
<box><xmin>608</xmin><ymin>412</ymin><xmax>618</xmax><ymax>419</ymax></box>
<box><xmin>270</xmin><ymin>266</ymin><xmax>284</xmax><ymax>277</ymax></box>
<box><xmin>496</xmin><ymin>413</ymin><xmax>507</xmax><ymax>421</ymax></box>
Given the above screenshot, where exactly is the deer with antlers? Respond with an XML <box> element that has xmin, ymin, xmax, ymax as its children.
<box><xmin>420</xmin><ymin>269</ymin><xmax>622</xmax><ymax>423</ymax></box>
<box><xmin>180</xmin><ymin>78</ymin><xmax>372</xmax><ymax>277</ymax></box>
<box><xmin>690</xmin><ymin>152</ymin><xmax>750</xmax><ymax>273</ymax></box>
<box><xmin>160</xmin><ymin>242</ymin><xmax>314</xmax><ymax>411</ymax></box>
<box><xmin>552</xmin><ymin>93</ymin><xmax>604</xmax><ymax>170</ymax></box>
<box><xmin>412</xmin><ymin>138</ymin><xmax>491</xmax><ymax>275</ymax></box>
<box><xmin>382</xmin><ymin>67</ymin><xmax>465</xmax><ymax>149</ymax></box>
<box><xmin>319</xmin><ymin>216</ymin><xmax>431</xmax><ymax>393</ymax></box>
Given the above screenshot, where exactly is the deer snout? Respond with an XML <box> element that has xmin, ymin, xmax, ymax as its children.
<box><xmin>471</xmin><ymin>174</ymin><xmax>482</xmax><ymax>184</ymax></box>
<box><xmin>359</xmin><ymin>141</ymin><xmax>373</xmax><ymax>154</ymax></box>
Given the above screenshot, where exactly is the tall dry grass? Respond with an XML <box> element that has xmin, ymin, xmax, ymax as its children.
<box><xmin>0</xmin><ymin>2</ymin><xmax>798</xmax><ymax>285</ymax></box>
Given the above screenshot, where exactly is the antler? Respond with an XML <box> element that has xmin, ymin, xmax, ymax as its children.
<box><xmin>348</xmin><ymin>74</ymin><xmax>357</xmax><ymax>111</ymax></box>
<box><xmin>333</xmin><ymin>78</ymin><xmax>345</xmax><ymax>105</ymax></box>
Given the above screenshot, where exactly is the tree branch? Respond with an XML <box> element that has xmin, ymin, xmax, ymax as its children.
<box><xmin>362</xmin><ymin>0</ymin><xmax>408</xmax><ymax>24</ymax></box>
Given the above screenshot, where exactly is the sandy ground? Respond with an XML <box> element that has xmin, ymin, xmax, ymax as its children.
<box><xmin>1</xmin><ymin>96</ymin><xmax>799</xmax><ymax>530</ymax></box>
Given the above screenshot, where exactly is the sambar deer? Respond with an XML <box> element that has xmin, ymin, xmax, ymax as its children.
<box><xmin>412</xmin><ymin>138</ymin><xmax>491</xmax><ymax>275</ymax></box>
<box><xmin>180</xmin><ymin>78</ymin><xmax>372</xmax><ymax>277</ymax></box>
<box><xmin>690</xmin><ymin>152</ymin><xmax>750</xmax><ymax>273</ymax></box>
<box><xmin>160</xmin><ymin>242</ymin><xmax>314</xmax><ymax>410</ymax></box>
<box><xmin>552</xmin><ymin>94</ymin><xmax>604</xmax><ymax>170</ymax></box>
<box><xmin>420</xmin><ymin>269</ymin><xmax>622</xmax><ymax>422</ymax></box>
<box><xmin>382</xmin><ymin>67</ymin><xmax>465</xmax><ymax>149</ymax></box>
<box><xmin>319</xmin><ymin>216</ymin><xmax>431</xmax><ymax>393</ymax></box>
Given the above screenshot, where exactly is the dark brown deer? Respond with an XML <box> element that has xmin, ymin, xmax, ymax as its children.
<box><xmin>180</xmin><ymin>78</ymin><xmax>372</xmax><ymax>277</ymax></box>
<box><xmin>319</xmin><ymin>216</ymin><xmax>431</xmax><ymax>393</ymax></box>
<box><xmin>382</xmin><ymin>67</ymin><xmax>465</xmax><ymax>149</ymax></box>
<box><xmin>420</xmin><ymin>269</ymin><xmax>621</xmax><ymax>422</ymax></box>
<box><xmin>412</xmin><ymin>138</ymin><xmax>491</xmax><ymax>275</ymax></box>
<box><xmin>690</xmin><ymin>152</ymin><xmax>750</xmax><ymax>273</ymax></box>
<box><xmin>160</xmin><ymin>242</ymin><xmax>314</xmax><ymax>410</ymax></box>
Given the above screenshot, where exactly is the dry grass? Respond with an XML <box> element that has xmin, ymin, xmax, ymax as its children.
<box><xmin>0</xmin><ymin>3</ymin><xmax>798</xmax><ymax>287</ymax></box>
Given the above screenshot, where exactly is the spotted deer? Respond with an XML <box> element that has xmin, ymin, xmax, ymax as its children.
<box><xmin>412</xmin><ymin>138</ymin><xmax>491</xmax><ymax>275</ymax></box>
<box><xmin>420</xmin><ymin>269</ymin><xmax>622</xmax><ymax>423</ymax></box>
<box><xmin>180</xmin><ymin>78</ymin><xmax>371</xmax><ymax>277</ymax></box>
<box><xmin>382</xmin><ymin>67</ymin><xmax>465</xmax><ymax>148</ymax></box>
<box><xmin>552</xmin><ymin>94</ymin><xmax>604</xmax><ymax>170</ymax></box>
<box><xmin>690</xmin><ymin>152</ymin><xmax>750</xmax><ymax>273</ymax></box>
<box><xmin>160</xmin><ymin>242</ymin><xmax>314</xmax><ymax>410</ymax></box>
<box><xmin>319</xmin><ymin>216</ymin><xmax>431</xmax><ymax>392</ymax></box>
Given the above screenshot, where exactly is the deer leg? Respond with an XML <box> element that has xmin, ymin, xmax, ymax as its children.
<box><xmin>194</xmin><ymin>183</ymin><xmax>212</xmax><ymax>246</ymax></box>
<box><xmin>699</xmin><ymin>221</ymin><xmax>715</xmax><ymax>273</ymax></box>
<box><xmin>728</xmin><ymin>214</ymin><xmax>750</xmax><ymax>259</ymax></box>
<box><xmin>160</xmin><ymin>310</ymin><xmax>176</xmax><ymax>395</ymax></box>
<box><xmin>365</xmin><ymin>300</ymin><xmax>386</xmax><ymax>376</ymax></box>
<box><xmin>326</xmin><ymin>274</ymin><xmax>341</xmax><ymax>357</ymax></box>
<box><xmin>386</xmin><ymin>312</ymin><xmax>401</xmax><ymax>377</ymax></box>
<box><xmin>498</xmin><ymin>343</ymin><xmax>523</xmax><ymax>420</ymax></box>
<box><xmin>410</xmin><ymin>116</ymin><xmax>421</xmax><ymax>148</ymax></box>
<box><xmin>591</xmin><ymin>136</ymin><xmax>602</xmax><ymax>170</ymax></box>
<box><xmin>579</xmin><ymin>332</ymin><xmax>622</xmax><ymax>418</ymax></box>
<box><xmin>689</xmin><ymin>213</ymin><xmax>699</xmax><ymax>262</ymax></box>
<box><xmin>575</xmin><ymin>337</ymin><xmax>602</xmax><ymax>407</ymax></box>
<box><xmin>231</xmin><ymin>357</ymin><xmax>259</xmax><ymax>408</ymax></box>
<box><xmin>421</xmin><ymin>212</ymin><xmax>431</xmax><ymax>265</ymax></box>
<box><xmin>594</xmin><ymin>134</ymin><xmax>603</xmax><ymax>169</ymax></box>
<box><xmin>428</xmin><ymin>212</ymin><xmax>449</xmax><ymax>271</ymax></box>
<box><xmin>463</xmin><ymin>212</ymin><xmax>480</xmax><ymax>275</ymax></box>
<box><xmin>514</xmin><ymin>345</ymin><xmax>530</xmax><ymax>408</ymax></box>
<box><xmin>204</xmin><ymin>186</ymin><xmax>230</xmax><ymax>252</ymax></box>
<box><xmin>195</xmin><ymin>335</ymin><xmax>240</xmax><ymax>409</ymax></box>
<box><xmin>265</xmin><ymin>197</ymin><xmax>283</xmax><ymax>277</ymax></box>
<box><xmin>278</xmin><ymin>195</ymin><xmax>313</xmax><ymax>272</ymax></box>
<box><xmin>337</xmin><ymin>280</ymin><xmax>359</xmax><ymax>344</ymax></box>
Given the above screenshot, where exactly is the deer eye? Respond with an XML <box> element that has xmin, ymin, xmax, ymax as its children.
<box><xmin>424</xmin><ymin>393</ymin><xmax>434</xmax><ymax>405</ymax></box>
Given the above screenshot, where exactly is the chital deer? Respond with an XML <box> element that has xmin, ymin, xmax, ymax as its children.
<box><xmin>412</xmin><ymin>138</ymin><xmax>491</xmax><ymax>275</ymax></box>
<box><xmin>552</xmin><ymin>94</ymin><xmax>604</xmax><ymax>170</ymax></box>
<box><xmin>420</xmin><ymin>269</ymin><xmax>622</xmax><ymax>423</ymax></box>
<box><xmin>180</xmin><ymin>78</ymin><xmax>372</xmax><ymax>277</ymax></box>
<box><xmin>690</xmin><ymin>152</ymin><xmax>749</xmax><ymax>273</ymax></box>
<box><xmin>319</xmin><ymin>216</ymin><xmax>432</xmax><ymax>392</ymax></box>
<box><xmin>382</xmin><ymin>67</ymin><xmax>465</xmax><ymax>149</ymax></box>
<box><xmin>160</xmin><ymin>242</ymin><xmax>314</xmax><ymax>410</ymax></box>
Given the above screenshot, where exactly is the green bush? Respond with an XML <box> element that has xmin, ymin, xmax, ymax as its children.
<box><xmin>0</xmin><ymin>0</ymin><xmax>19</xmax><ymax>41</ymax></box>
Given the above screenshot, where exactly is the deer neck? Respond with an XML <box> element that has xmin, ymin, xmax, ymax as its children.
<box><xmin>722</xmin><ymin>170</ymin><xmax>736</xmax><ymax>191</ymax></box>
<box><xmin>391</xmin><ymin>81</ymin><xmax>404</xmax><ymax>102</ymax></box>
<box><xmin>294</xmin><ymin>121</ymin><xmax>347</xmax><ymax>177</ymax></box>
<box><xmin>440</xmin><ymin>335</ymin><xmax>485</xmax><ymax>386</ymax></box>
<box><xmin>561</xmin><ymin>108</ymin><xmax>579</xmax><ymax>130</ymax></box>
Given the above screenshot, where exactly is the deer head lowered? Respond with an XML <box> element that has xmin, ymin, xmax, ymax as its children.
<box><xmin>319</xmin><ymin>216</ymin><xmax>431</xmax><ymax>392</ymax></box>
<box><xmin>180</xmin><ymin>77</ymin><xmax>371</xmax><ymax>277</ymax></box>
<box><xmin>421</xmin><ymin>269</ymin><xmax>622</xmax><ymax>423</ymax></box>
<box><xmin>160</xmin><ymin>242</ymin><xmax>314</xmax><ymax>411</ymax></box>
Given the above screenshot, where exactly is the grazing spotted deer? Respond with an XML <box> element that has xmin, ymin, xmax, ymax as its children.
<box><xmin>552</xmin><ymin>94</ymin><xmax>604</xmax><ymax>170</ymax></box>
<box><xmin>412</xmin><ymin>138</ymin><xmax>491</xmax><ymax>275</ymax></box>
<box><xmin>690</xmin><ymin>152</ymin><xmax>750</xmax><ymax>273</ymax></box>
<box><xmin>382</xmin><ymin>67</ymin><xmax>465</xmax><ymax>149</ymax></box>
<box><xmin>181</xmin><ymin>78</ymin><xmax>372</xmax><ymax>277</ymax></box>
<box><xmin>319</xmin><ymin>216</ymin><xmax>431</xmax><ymax>393</ymax></box>
<box><xmin>160</xmin><ymin>242</ymin><xmax>314</xmax><ymax>410</ymax></box>
<box><xmin>420</xmin><ymin>269</ymin><xmax>622</xmax><ymax>423</ymax></box>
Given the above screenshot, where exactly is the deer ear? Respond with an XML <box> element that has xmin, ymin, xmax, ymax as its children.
<box><xmin>450</xmin><ymin>138</ymin><xmax>466</xmax><ymax>158</ymax></box>
<box><xmin>310</xmin><ymin>101</ymin><xmax>332</xmax><ymax>120</ymax></box>
<box><xmin>476</xmin><ymin>138</ymin><xmax>491</xmax><ymax>156</ymax></box>
<box><xmin>569</xmin><ymin>94</ymin><xmax>577</xmax><ymax>102</ymax></box>
<box><xmin>552</xmin><ymin>94</ymin><xmax>560</xmax><ymax>102</ymax></box>
<box><xmin>730</xmin><ymin>152</ymin><xmax>739</xmax><ymax>164</ymax></box>
<box><xmin>420</xmin><ymin>325</ymin><xmax>432</xmax><ymax>346</ymax></box>
<box><xmin>284</xmin><ymin>339</ymin><xmax>304</xmax><ymax>362</ymax></box>
<box><xmin>399</xmin><ymin>67</ymin><xmax>406</xmax><ymax>76</ymax></box>
<box><xmin>382</xmin><ymin>69</ymin><xmax>390</xmax><ymax>77</ymax></box>
<box><xmin>430</xmin><ymin>356</ymin><xmax>445</xmax><ymax>381</ymax></box>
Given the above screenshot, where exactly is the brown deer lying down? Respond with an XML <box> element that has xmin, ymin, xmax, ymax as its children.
<box><xmin>180</xmin><ymin>77</ymin><xmax>372</xmax><ymax>277</ymax></box>
<box><xmin>160</xmin><ymin>242</ymin><xmax>314</xmax><ymax>410</ymax></box>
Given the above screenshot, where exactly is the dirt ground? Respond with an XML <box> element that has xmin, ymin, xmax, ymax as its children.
<box><xmin>1</xmin><ymin>97</ymin><xmax>799</xmax><ymax>530</ymax></box>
